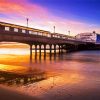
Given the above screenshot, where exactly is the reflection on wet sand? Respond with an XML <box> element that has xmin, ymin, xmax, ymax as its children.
<box><xmin>0</xmin><ymin>48</ymin><xmax>100</xmax><ymax>100</ymax></box>
<box><xmin>16</xmin><ymin>71</ymin><xmax>85</xmax><ymax>96</ymax></box>
<box><xmin>0</xmin><ymin>70</ymin><xmax>47</xmax><ymax>86</ymax></box>
<box><xmin>0</xmin><ymin>52</ymin><xmax>63</xmax><ymax>86</ymax></box>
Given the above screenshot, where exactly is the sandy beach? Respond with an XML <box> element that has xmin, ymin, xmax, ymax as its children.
<box><xmin>0</xmin><ymin>85</ymin><xmax>40</xmax><ymax>100</ymax></box>
<box><xmin>0</xmin><ymin>79</ymin><xmax>100</xmax><ymax>100</ymax></box>
<box><xmin>0</xmin><ymin>50</ymin><xmax>100</xmax><ymax>100</ymax></box>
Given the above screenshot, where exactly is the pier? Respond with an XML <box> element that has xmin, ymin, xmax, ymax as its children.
<box><xmin>0</xmin><ymin>21</ymin><xmax>99</xmax><ymax>62</ymax></box>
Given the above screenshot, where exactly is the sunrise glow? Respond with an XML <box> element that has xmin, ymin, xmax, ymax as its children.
<box><xmin>0</xmin><ymin>0</ymin><xmax>100</xmax><ymax>36</ymax></box>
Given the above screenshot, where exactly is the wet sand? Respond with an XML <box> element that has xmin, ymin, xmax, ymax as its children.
<box><xmin>0</xmin><ymin>48</ymin><xmax>100</xmax><ymax>100</ymax></box>
<box><xmin>44</xmin><ymin>90</ymin><xmax>100</xmax><ymax>100</ymax></box>
<box><xmin>1</xmin><ymin>83</ymin><xmax>100</xmax><ymax>100</ymax></box>
<box><xmin>0</xmin><ymin>86</ymin><xmax>40</xmax><ymax>100</ymax></box>
<box><xmin>16</xmin><ymin>70</ymin><xmax>100</xmax><ymax>100</ymax></box>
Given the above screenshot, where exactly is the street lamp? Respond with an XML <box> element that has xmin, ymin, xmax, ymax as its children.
<box><xmin>68</xmin><ymin>30</ymin><xmax>70</xmax><ymax>36</ymax></box>
<box><xmin>26</xmin><ymin>18</ymin><xmax>29</xmax><ymax>27</ymax></box>
<box><xmin>53</xmin><ymin>26</ymin><xmax>55</xmax><ymax>33</ymax></box>
<box><xmin>26</xmin><ymin>18</ymin><xmax>29</xmax><ymax>34</ymax></box>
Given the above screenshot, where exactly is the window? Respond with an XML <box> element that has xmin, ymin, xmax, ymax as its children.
<box><xmin>14</xmin><ymin>28</ymin><xmax>18</xmax><ymax>32</ymax></box>
<box><xmin>33</xmin><ymin>32</ymin><xmax>37</xmax><ymax>35</ymax></box>
<box><xmin>5</xmin><ymin>27</ymin><xmax>9</xmax><ymax>31</ymax></box>
<box><xmin>57</xmin><ymin>36</ymin><xmax>60</xmax><ymax>38</ymax></box>
<box><xmin>29</xmin><ymin>31</ymin><xmax>32</xmax><ymax>34</ymax></box>
<box><xmin>38</xmin><ymin>32</ymin><xmax>42</xmax><ymax>36</ymax></box>
<box><xmin>48</xmin><ymin>34</ymin><xmax>51</xmax><ymax>37</ymax></box>
<box><xmin>43</xmin><ymin>33</ymin><xmax>47</xmax><ymax>36</ymax></box>
<box><xmin>22</xmin><ymin>29</ymin><xmax>26</xmax><ymax>33</ymax></box>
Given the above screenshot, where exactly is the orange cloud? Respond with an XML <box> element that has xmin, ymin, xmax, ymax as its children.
<box><xmin>0</xmin><ymin>0</ymin><xmax>49</xmax><ymax>19</ymax></box>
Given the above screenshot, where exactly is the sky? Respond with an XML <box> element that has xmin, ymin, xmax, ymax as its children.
<box><xmin>0</xmin><ymin>0</ymin><xmax>100</xmax><ymax>36</ymax></box>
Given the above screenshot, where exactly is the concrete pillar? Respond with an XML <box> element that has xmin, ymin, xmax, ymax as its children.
<box><xmin>18</xmin><ymin>28</ymin><xmax>22</xmax><ymax>33</ymax></box>
<box><xmin>35</xmin><ymin>44</ymin><xmax>37</xmax><ymax>60</ymax></box>
<box><xmin>39</xmin><ymin>45</ymin><xmax>41</xmax><ymax>55</ymax></box>
<box><xmin>35</xmin><ymin>45</ymin><xmax>37</xmax><ymax>54</ymax></box>
<box><xmin>59</xmin><ymin>45</ymin><xmax>61</xmax><ymax>54</ymax></box>
<box><xmin>44</xmin><ymin>44</ymin><xmax>46</xmax><ymax>59</ymax></box>
<box><xmin>26</xmin><ymin>30</ymin><xmax>29</xmax><ymax>34</ymax></box>
<box><xmin>30</xmin><ymin>44</ymin><xmax>32</xmax><ymax>63</ymax></box>
<box><xmin>49</xmin><ymin>45</ymin><xmax>52</xmax><ymax>55</ymax></box>
<box><xmin>39</xmin><ymin>44</ymin><xmax>42</xmax><ymax>59</ymax></box>
<box><xmin>61</xmin><ymin>45</ymin><xmax>63</xmax><ymax>54</ymax></box>
<box><xmin>65</xmin><ymin>45</ymin><xmax>68</xmax><ymax>53</ymax></box>
<box><xmin>10</xmin><ymin>27</ymin><xmax>14</xmax><ymax>31</ymax></box>
<box><xmin>54</xmin><ymin>45</ymin><xmax>56</xmax><ymax>55</ymax></box>
<box><xmin>49</xmin><ymin>45</ymin><xmax>52</xmax><ymax>60</ymax></box>
<box><xmin>0</xmin><ymin>25</ymin><xmax>5</xmax><ymax>31</ymax></box>
<box><xmin>75</xmin><ymin>44</ymin><xmax>78</xmax><ymax>51</ymax></box>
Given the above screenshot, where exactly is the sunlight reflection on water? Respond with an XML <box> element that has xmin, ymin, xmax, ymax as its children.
<box><xmin>0</xmin><ymin>48</ymin><xmax>29</xmax><ymax>55</ymax></box>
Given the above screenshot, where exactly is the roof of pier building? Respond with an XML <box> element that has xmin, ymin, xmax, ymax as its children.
<box><xmin>75</xmin><ymin>31</ymin><xmax>98</xmax><ymax>42</ymax></box>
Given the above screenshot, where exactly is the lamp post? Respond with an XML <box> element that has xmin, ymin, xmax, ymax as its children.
<box><xmin>26</xmin><ymin>18</ymin><xmax>29</xmax><ymax>27</ymax></box>
<box><xmin>68</xmin><ymin>30</ymin><xmax>70</xmax><ymax>36</ymax></box>
<box><xmin>53</xmin><ymin>26</ymin><xmax>55</xmax><ymax>33</ymax></box>
<box><xmin>26</xmin><ymin>18</ymin><xmax>29</xmax><ymax>34</ymax></box>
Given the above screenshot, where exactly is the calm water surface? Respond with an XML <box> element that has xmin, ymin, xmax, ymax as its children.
<box><xmin>0</xmin><ymin>49</ymin><xmax>100</xmax><ymax>100</ymax></box>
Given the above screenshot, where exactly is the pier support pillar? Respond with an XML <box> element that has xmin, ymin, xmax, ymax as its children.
<box><xmin>65</xmin><ymin>45</ymin><xmax>68</xmax><ymax>53</ymax></box>
<box><xmin>49</xmin><ymin>45</ymin><xmax>52</xmax><ymax>55</ymax></box>
<box><xmin>59</xmin><ymin>45</ymin><xmax>61</xmax><ymax>54</ymax></box>
<box><xmin>35</xmin><ymin>44</ymin><xmax>37</xmax><ymax>59</ymax></box>
<box><xmin>75</xmin><ymin>44</ymin><xmax>78</xmax><ymax>51</ymax></box>
<box><xmin>30</xmin><ymin>44</ymin><xmax>32</xmax><ymax>63</ymax></box>
<box><xmin>44</xmin><ymin>44</ymin><xmax>46</xmax><ymax>59</ymax></box>
<box><xmin>39</xmin><ymin>44</ymin><xmax>42</xmax><ymax>57</ymax></box>
<box><xmin>54</xmin><ymin>45</ymin><xmax>56</xmax><ymax>55</ymax></box>
<box><xmin>49</xmin><ymin>44</ymin><xmax>52</xmax><ymax>60</ymax></box>
<box><xmin>61</xmin><ymin>45</ymin><xmax>63</xmax><ymax>54</ymax></box>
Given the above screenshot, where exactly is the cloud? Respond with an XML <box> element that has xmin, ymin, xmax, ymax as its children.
<box><xmin>0</xmin><ymin>0</ymin><xmax>100</xmax><ymax>36</ymax></box>
<box><xmin>0</xmin><ymin>0</ymin><xmax>49</xmax><ymax>19</ymax></box>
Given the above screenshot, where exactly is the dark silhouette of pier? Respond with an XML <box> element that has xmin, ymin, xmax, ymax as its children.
<box><xmin>0</xmin><ymin>21</ymin><xmax>98</xmax><ymax>62</ymax></box>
